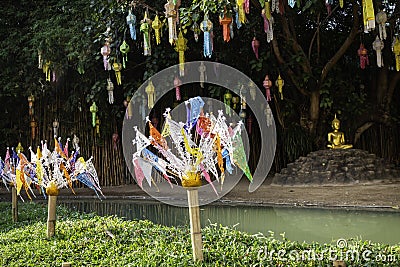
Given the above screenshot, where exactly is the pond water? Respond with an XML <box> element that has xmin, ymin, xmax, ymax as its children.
<box><xmin>58</xmin><ymin>199</ymin><xmax>400</xmax><ymax>245</ymax></box>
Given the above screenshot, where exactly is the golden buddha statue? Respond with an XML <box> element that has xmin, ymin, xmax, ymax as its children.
<box><xmin>327</xmin><ymin>114</ymin><xmax>353</xmax><ymax>149</ymax></box>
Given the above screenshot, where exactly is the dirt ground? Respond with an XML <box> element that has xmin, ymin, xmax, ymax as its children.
<box><xmin>1</xmin><ymin>178</ymin><xmax>399</xmax><ymax>211</ymax></box>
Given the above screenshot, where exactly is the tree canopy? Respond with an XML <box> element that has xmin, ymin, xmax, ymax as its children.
<box><xmin>0</xmin><ymin>0</ymin><xmax>399</xmax><ymax>177</ymax></box>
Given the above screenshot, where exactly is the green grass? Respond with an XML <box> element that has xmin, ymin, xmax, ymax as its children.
<box><xmin>0</xmin><ymin>202</ymin><xmax>399</xmax><ymax>266</ymax></box>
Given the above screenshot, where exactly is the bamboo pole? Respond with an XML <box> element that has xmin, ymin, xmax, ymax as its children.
<box><xmin>187</xmin><ymin>189</ymin><xmax>203</xmax><ymax>261</ymax></box>
<box><xmin>11</xmin><ymin>186</ymin><xmax>17</xmax><ymax>222</ymax></box>
<box><xmin>47</xmin><ymin>195</ymin><xmax>57</xmax><ymax>238</ymax></box>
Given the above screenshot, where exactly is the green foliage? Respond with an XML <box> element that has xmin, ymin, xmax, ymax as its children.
<box><xmin>1</xmin><ymin>202</ymin><xmax>400</xmax><ymax>266</ymax></box>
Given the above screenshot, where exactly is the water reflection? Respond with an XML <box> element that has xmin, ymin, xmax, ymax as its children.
<box><xmin>58</xmin><ymin>199</ymin><xmax>400</xmax><ymax>245</ymax></box>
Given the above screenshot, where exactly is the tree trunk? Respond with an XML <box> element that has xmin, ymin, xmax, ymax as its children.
<box><xmin>309</xmin><ymin>90</ymin><xmax>320</xmax><ymax>134</ymax></box>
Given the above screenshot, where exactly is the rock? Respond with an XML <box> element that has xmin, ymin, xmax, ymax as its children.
<box><xmin>272</xmin><ymin>149</ymin><xmax>400</xmax><ymax>185</ymax></box>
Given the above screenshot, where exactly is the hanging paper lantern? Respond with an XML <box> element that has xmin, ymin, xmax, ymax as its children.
<box><xmin>198</xmin><ymin>62</ymin><xmax>206</xmax><ymax>88</ymax></box>
<box><xmin>152</xmin><ymin>15</ymin><xmax>162</xmax><ymax>45</ymax></box>
<box><xmin>28</xmin><ymin>94</ymin><xmax>35</xmax><ymax>116</ymax></box>
<box><xmin>224</xmin><ymin>91</ymin><xmax>232</xmax><ymax>116</ymax></box>
<box><xmin>249</xmin><ymin>82</ymin><xmax>257</xmax><ymax>101</ymax></box>
<box><xmin>53</xmin><ymin>119</ymin><xmax>59</xmax><ymax>136</ymax></box>
<box><xmin>261</xmin><ymin>4</ymin><xmax>274</xmax><ymax>43</ymax></box>
<box><xmin>244</xmin><ymin>0</ymin><xmax>250</xmax><ymax>14</ymax></box>
<box><xmin>106</xmin><ymin>78</ymin><xmax>114</xmax><ymax>104</ymax></box>
<box><xmin>16</xmin><ymin>142</ymin><xmax>24</xmax><ymax>154</ymax></box>
<box><xmin>89</xmin><ymin>102</ymin><xmax>98</xmax><ymax>128</ymax></box>
<box><xmin>38</xmin><ymin>50</ymin><xmax>43</xmax><ymax>69</ymax></box>
<box><xmin>263</xmin><ymin>75</ymin><xmax>272</xmax><ymax>102</ymax></box>
<box><xmin>192</xmin><ymin>21</ymin><xmax>200</xmax><ymax>42</ymax></box>
<box><xmin>393</xmin><ymin>37</ymin><xmax>400</xmax><ymax>72</ymax></box>
<box><xmin>119</xmin><ymin>40</ymin><xmax>130</xmax><ymax>69</ymax></box>
<box><xmin>239</xmin><ymin>94</ymin><xmax>246</xmax><ymax>119</ymax></box>
<box><xmin>145</xmin><ymin>80</ymin><xmax>155</xmax><ymax>109</ymax></box>
<box><xmin>219</xmin><ymin>13</ymin><xmax>233</xmax><ymax>42</ymax></box>
<box><xmin>174</xmin><ymin>76</ymin><xmax>182</xmax><ymax>101</ymax></box>
<box><xmin>140</xmin><ymin>11</ymin><xmax>152</xmax><ymax>56</ymax></box>
<box><xmin>175</xmin><ymin>31</ymin><xmax>188</xmax><ymax>76</ymax></box>
<box><xmin>288</xmin><ymin>0</ymin><xmax>295</xmax><ymax>8</ymax></box>
<box><xmin>232</xmin><ymin>96</ymin><xmax>239</xmax><ymax>110</ymax></box>
<box><xmin>43</xmin><ymin>61</ymin><xmax>51</xmax><ymax>81</ymax></box>
<box><xmin>375</xmin><ymin>10</ymin><xmax>387</xmax><ymax>40</ymax></box>
<box><xmin>100</xmin><ymin>43</ymin><xmax>111</xmax><ymax>70</ymax></box>
<box><xmin>96</xmin><ymin>116</ymin><xmax>100</xmax><ymax>135</ymax></box>
<box><xmin>236</xmin><ymin>0</ymin><xmax>247</xmax><ymax>24</ymax></box>
<box><xmin>357</xmin><ymin>43</ymin><xmax>369</xmax><ymax>69</ymax></box>
<box><xmin>200</xmin><ymin>15</ymin><xmax>213</xmax><ymax>58</ymax></box>
<box><xmin>362</xmin><ymin>0</ymin><xmax>375</xmax><ymax>33</ymax></box>
<box><xmin>165</xmin><ymin>0</ymin><xmax>178</xmax><ymax>45</ymax></box>
<box><xmin>275</xmin><ymin>74</ymin><xmax>284</xmax><ymax>100</ymax></box>
<box><xmin>112</xmin><ymin>133</ymin><xmax>119</xmax><ymax>150</ymax></box>
<box><xmin>113</xmin><ymin>62</ymin><xmax>122</xmax><ymax>85</ymax></box>
<box><xmin>265</xmin><ymin>105</ymin><xmax>273</xmax><ymax>127</ymax></box>
<box><xmin>30</xmin><ymin>118</ymin><xmax>37</xmax><ymax>140</ymax></box>
<box><xmin>252</xmin><ymin>37</ymin><xmax>260</xmax><ymax>59</ymax></box>
<box><xmin>126</xmin><ymin>9</ymin><xmax>137</xmax><ymax>40</ymax></box>
<box><xmin>372</xmin><ymin>36</ymin><xmax>384</xmax><ymax>68</ymax></box>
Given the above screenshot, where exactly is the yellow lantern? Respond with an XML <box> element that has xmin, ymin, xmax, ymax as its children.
<box><xmin>175</xmin><ymin>31</ymin><xmax>188</xmax><ymax>76</ymax></box>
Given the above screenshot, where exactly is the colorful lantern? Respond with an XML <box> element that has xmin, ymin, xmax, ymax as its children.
<box><xmin>96</xmin><ymin>116</ymin><xmax>100</xmax><ymax>135</ymax></box>
<box><xmin>224</xmin><ymin>91</ymin><xmax>232</xmax><ymax>116</ymax></box>
<box><xmin>191</xmin><ymin>15</ymin><xmax>201</xmax><ymax>42</ymax></box>
<box><xmin>200</xmin><ymin>15</ymin><xmax>213</xmax><ymax>58</ymax></box>
<box><xmin>275</xmin><ymin>74</ymin><xmax>284</xmax><ymax>100</ymax></box>
<box><xmin>232</xmin><ymin>96</ymin><xmax>239</xmax><ymax>110</ymax></box>
<box><xmin>107</xmin><ymin>78</ymin><xmax>114</xmax><ymax>104</ymax></box>
<box><xmin>38</xmin><ymin>50</ymin><xmax>43</xmax><ymax>69</ymax></box>
<box><xmin>43</xmin><ymin>61</ymin><xmax>51</xmax><ymax>81</ymax></box>
<box><xmin>357</xmin><ymin>43</ymin><xmax>369</xmax><ymax>69</ymax></box>
<box><xmin>265</xmin><ymin>105</ymin><xmax>273</xmax><ymax>127</ymax></box>
<box><xmin>112</xmin><ymin>133</ymin><xmax>119</xmax><ymax>150</ymax></box>
<box><xmin>174</xmin><ymin>76</ymin><xmax>182</xmax><ymax>101</ymax></box>
<box><xmin>140</xmin><ymin>11</ymin><xmax>152</xmax><ymax>56</ymax></box>
<box><xmin>53</xmin><ymin>119</ymin><xmax>59</xmax><ymax>136</ymax></box>
<box><xmin>89</xmin><ymin>102</ymin><xmax>98</xmax><ymax>127</ymax></box>
<box><xmin>219</xmin><ymin>13</ymin><xmax>232</xmax><ymax>42</ymax></box>
<box><xmin>165</xmin><ymin>0</ymin><xmax>177</xmax><ymax>45</ymax></box>
<box><xmin>375</xmin><ymin>10</ymin><xmax>387</xmax><ymax>40</ymax></box>
<box><xmin>236</xmin><ymin>0</ymin><xmax>247</xmax><ymax>24</ymax></box>
<box><xmin>152</xmin><ymin>15</ymin><xmax>162</xmax><ymax>45</ymax></box>
<box><xmin>252</xmin><ymin>37</ymin><xmax>260</xmax><ymax>59</ymax></box>
<box><xmin>288</xmin><ymin>0</ymin><xmax>295</xmax><ymax>8</ymax></box>
<box><xmin>100</xmin><ymin>43</ymin><xmax>111</xmax><ymax>70</ymax></box>
<box><xmin>198</xmin><ymin>62</ymin><xmax>206</xmax><ymax>88</ymax></box>
<box><xmin>119</xmin><ymin>40</ymin><xmax>130</xmax><ymax>69</ymax></box>
<box><xmin>126</xmin><ymin>9</ymin><xmax>137</xmax><ymax>40</ymax></box>
<box><xmin>372</xmin><ymin>36</ymin><xmax>384</xmax><ymax>68</ymax></box>
<box><xmin>393</xmin><ymin>37</ymin><xmax>400</xmax><ymax>71</ymax></box>
<box><xmin>244</xmin><ymin>0</ymin><xmax>250</xmax><ymax>13</ymax></box>
<box><xmin>16</xmin><ymin>142</ymin><xmax>24</xmax><ymax>154</ymax></box>
<box><xmin>263</xmin><ymin>75</ymin><xmax>272</xmax><ymax>102</ymax></box>
<box><xmin>28</xmin><ymin>94</ymin><xmax>35</xmax><ymax>116</ymax></box>
<box><xmin>362</xmin><ymin>0</ymin><xmax>375</xmax><ymax>33</ymax></box>
<box><xmin>145</xmin><ymin>80</ymin><xmax>155</xmax><ymax>109</ymax></box>
<box><xmin>30</xmin><ymin>118</ymin><xmax>37</xmax><ymax>140</ymax></box>
<box><xmin>249</xmin><ymin>82</ymin><xmax>257</xmax><ymax>101</ymax></box>
<box><xmin>261</xmin><ymin>4</ymin><xmax>274</xmax><ymax>43</ymax></box>
<box><xmin>175</xmin><ymin>31</ymin><xmax>188</xmax><ymax>76</ymax></box>
<box><xmin>113</xmin><ymin>62</ymin><xmax>122</xmax><ymax>85</ymax></box>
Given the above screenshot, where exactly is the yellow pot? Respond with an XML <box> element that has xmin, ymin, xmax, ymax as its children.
<box><xmin>182</xmin><ymin>171</ymin><xmax>202</xmax><ymax>188</ymax></box>
<box><xmin>46</xmin><ymin>181</ymin><xmax>59</xmax><ymax>196</ymax></box>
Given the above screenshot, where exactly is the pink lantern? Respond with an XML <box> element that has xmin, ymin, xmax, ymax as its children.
<box><xmin>100</xmin><ymin>42</ymin><xmax>111</xmax><ymax>70</ymax></box>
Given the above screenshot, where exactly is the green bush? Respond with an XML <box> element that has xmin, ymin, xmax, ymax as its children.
<box><xmin>0</xmin><ymin>202</ymin><xmax>399</xmax><ymax>266</ymax></box>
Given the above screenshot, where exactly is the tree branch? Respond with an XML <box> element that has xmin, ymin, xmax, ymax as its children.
<box><xmin>320</xmin><ymin>0</ymin><xmax>359</xmax><ymax>85</ymax></box>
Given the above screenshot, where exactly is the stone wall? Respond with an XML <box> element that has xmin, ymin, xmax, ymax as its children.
<box><xmin>272</xmin><ymin>149</ymin><xmax>400</xmax><ymax>185</ymax></box>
